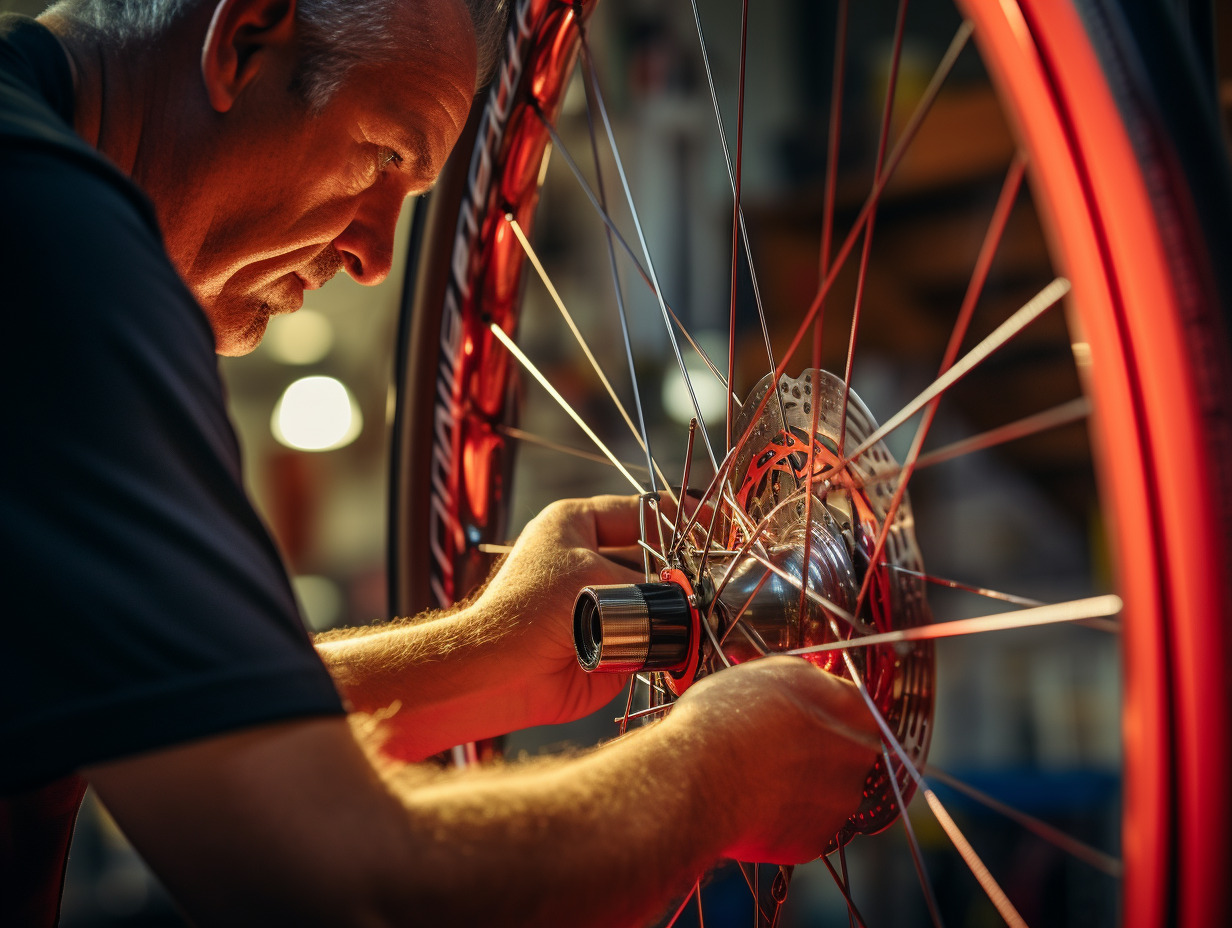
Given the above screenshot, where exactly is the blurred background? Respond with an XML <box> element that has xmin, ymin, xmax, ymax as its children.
<box><xmin>4</xmin><ymin>0</ymin><xmax>1229</xmax><ymax>924</ymax></box>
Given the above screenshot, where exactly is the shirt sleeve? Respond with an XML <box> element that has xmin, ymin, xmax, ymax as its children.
<box><xmin>0</xmin><ymin>132</ymin><xmax>345</xmax><ymax>793</ymax></box>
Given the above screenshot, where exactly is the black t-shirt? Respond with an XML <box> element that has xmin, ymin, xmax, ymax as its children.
<box><xmin>0</xmin><ymin>14</ymin><xmax>346</xmax><ymax>924</ymax></box>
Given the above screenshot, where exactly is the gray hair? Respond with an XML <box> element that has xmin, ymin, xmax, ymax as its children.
<box><xmin>63</xmin><ymin>0</ymin><xmax>509</xmax><ymax>109</ymax></box>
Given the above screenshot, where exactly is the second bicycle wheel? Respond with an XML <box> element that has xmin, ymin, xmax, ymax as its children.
<box><xmin>390</xmin><ymin>0</ymin><xmax>1232</xmax><ymax>924</ymax></box>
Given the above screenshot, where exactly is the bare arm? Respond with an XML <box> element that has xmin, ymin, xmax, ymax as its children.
<box><xmin>316</xmin><ymin>495</ymin><xmax>645</xmax><ymax>760</ymax></box>
<box><xmin>85</xmin><ymin>657</ymin><xmax>875</xmax><ymax>928</ymax></box>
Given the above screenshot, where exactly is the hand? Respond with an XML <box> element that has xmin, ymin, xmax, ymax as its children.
<box><xmin>471</xmin><ymin>494</ymin><xmax>647</xmax><ymax>726</ymax></box>
<box><xmin>669</xmin><ymin>656</ymin><xmax>878</xmax><ymax>864</ymax></box>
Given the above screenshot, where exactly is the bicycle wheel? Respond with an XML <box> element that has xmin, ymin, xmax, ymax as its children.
<box><xmin>389</xmin><ymin>0</ymin><xmax>1232</xmax><ymax>925</ymax></box>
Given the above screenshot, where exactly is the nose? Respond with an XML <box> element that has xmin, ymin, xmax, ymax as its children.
<box><xmin>333</xmin><ymin>190</ymin><xmax>405</xmax><ymax>286</ymax></box>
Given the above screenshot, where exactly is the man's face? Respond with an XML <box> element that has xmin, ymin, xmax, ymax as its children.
<box><xmin>167</xmin><ymin>4</ymin><xmax>477</xmax><ymax>355</ymax></box>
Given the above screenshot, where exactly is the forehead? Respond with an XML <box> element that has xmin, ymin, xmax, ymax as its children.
<box><xmin>342</xmin><ymin>15</ymin><xmax>478</xmax><ymax>177</ymax></box>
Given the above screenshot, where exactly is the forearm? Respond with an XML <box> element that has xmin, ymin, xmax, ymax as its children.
<box><xmin>376</xmin><ymin>712</ymin><xmax>737</xmax><ymax>927</ymax></box>
<box><xmin>315</xmin><ymin>603</ymin><xmax>535</xmax><ymax>759</ymax></box>
<box><xmin>88</xmin><ymin>662</ymin><xmax>873</xmax><ymax>928</ymax></box>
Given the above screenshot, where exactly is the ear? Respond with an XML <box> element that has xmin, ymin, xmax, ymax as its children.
<box><xmin>201</xmin><ymin>0</ymin><xmax>298</xmax><ymax>113</ymax></box>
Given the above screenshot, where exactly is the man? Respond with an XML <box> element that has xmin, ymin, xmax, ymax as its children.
<box><xmin>0</xmin><ymin>0</ymin><xmax>875</xmax><ymax>924</ymax></box>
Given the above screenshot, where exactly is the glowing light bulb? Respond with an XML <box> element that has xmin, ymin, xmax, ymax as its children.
<box><xmin>272</xmin><ymin>376</ymin><xmax>362</xmax><ymax>451</ymax></box>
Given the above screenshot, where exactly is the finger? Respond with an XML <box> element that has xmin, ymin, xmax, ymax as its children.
<box><xmin>598</xmin><ymin>545</ymin><xmax>649</xmax><ymax>574</ymax></box>
<box><xmin>583</xmin><ymin>494</ymin><xmax>646</xmax><ymax>548</ymax></box>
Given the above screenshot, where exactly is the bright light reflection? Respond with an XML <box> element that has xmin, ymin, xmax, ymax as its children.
<box><xmin>272</xmin><ymin>376</ymin><xmax>362</xmax><ymax>451</ymax></box>
<box><xmin>661</xmin><ymin>356</ymin><xmax>727</xmax><ymax>427</ymax></box>
<box><xmin>265</xmin><ymin>308</ymin><xmax>334</xmax><ymax>365</ymax></box>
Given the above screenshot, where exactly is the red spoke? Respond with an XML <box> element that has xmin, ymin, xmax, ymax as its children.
<box><xmin>926</xmin><ymin>765</ymin><xmax>1123</xmax><ymax>877</ymax></box>
<box><xmin>813</xmin><ymin>0</ymin><xmax>849</xmax><ymax>370</ymax></box>
<box><xmin>850</xmin><ymin>153</ymin><xmax>1027</xmax><ymax>619</ymax></box>
<box><xmin>837</xmin><ymin>0</ymin><xmax>910</xmax><ymax>456</ymax></box>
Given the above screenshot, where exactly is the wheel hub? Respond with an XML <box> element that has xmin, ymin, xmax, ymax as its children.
<box><xmin>574</xmin><ymin>370</ymin><xmax>935</xmax><ymax>847</ymax></box>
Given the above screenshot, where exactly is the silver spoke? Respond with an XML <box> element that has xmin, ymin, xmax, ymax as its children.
<box><xmin>884</xmin><ymin>746</ymin><xmax>947</xmax><ymax>928</ymax></box>
<box><xmin>476</xmin><ymin>543</ymin><xmax>513</xmax><ymax>555</ymax></box>
<box><xmin>846</xmin><ymin>278</ymin><xmax>1072</xmax><ymax>463</ymax></box>
<box><xmin>616</xmin><ymin>702</ymin><xmax>672</xmax><ymax>724</ymax></box>
<box><xmin>834</xmin><ymin>638</ymin><xmax>1029</xmax><ymax>928</ymax></box>
<box><xmin>578</xmin><ymin>34</ymin><xmax>719</xmax><ymax>468</ymax></box>
<box><xmin>535</xmin><ymin>110</ymin><xmax>735</xmax><ymax>400</ymax></box>
<box><xmin>489</xmin><ymin>323</ymin><xmax>644</xmax><ymax>492</ymax></box>
<box><xmin>506</xmin><ymin>214</ymin><xmax>676</xmax><ymax>501</ymax></box>
<box><xmin>687</xmin><ymin>0</ymin><xmax>784</xmax><ymax>452</ymax></box>
<box><xmin>497</xmin><ymin>425</ymin><xmax>650</xmax><ymax>476</ymax></box>
<box><xmin>820</xmin><ymin>853</ymin><xmax>868</xmax><ymax>928</ymax></box>
<box><xmin>577</xmin><ymin>32</ymin><xmax>662</xmax><ymax>501</ymax></box>
<box><xmin>786</xmin><ymin>595</ymin><xmax>1122</xmax><ymax>656</ymax></box>
<box><xmin>923</xmin><ymin>786</ymin><xmax>1028</xmax><ymax>928</ymax></box>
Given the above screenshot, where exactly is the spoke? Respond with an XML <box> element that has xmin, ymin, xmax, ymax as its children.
<box><xmin>776</xmin><ymin>19</ymin><xmax>975</xmax><ymax>378</ymax></box>
<box><xmin>497</xmin><ymin>424</ymin><xmax>651</xmax><ymax>475</ymax></box>
<box><xmin>618</xmin><ymin>673</ymin><xmax>637</xmax><ymax>736</ymax></box>
<box><xmin>883</xmin><ymin>564</ymin><xmax>1044</xmax><ymax>607</ymax></box>
<box><xmin>846</xmin><ymin>158</ymin><xmax>1026</xmax><ymax>625</ymax></box>
<box><xmin>476</xmin><ymin>543</ymin><xmax>514</xmax><ymax>554</ymax></box>
<box><xmin>856</xmin><ymin>396</ymin><xmax>1092</xmax><ymax>487</ymax></box>
<box><xmin>735</xmin><ymin>862</ymin><xmax>778</xmax><ymax>927</ymax></box>
<box><xmin>723</xmin><ymin>20</ymin><xmax>976</xmax><ymax>477</ymax></box>
<box><xmin>664</xmin><ymin>882</ymin><xmax>699</xmax><ymax>928</ymax></box>
<box><xmin>846</xmin><ymin>277</ymin><xmax>1072</xmax><ymax>463</ymax></box>
<box><xmin>837</xmin><ymin>0</ymin><xmax>909</xmax><ymax>455</ymax></box>
<box><xmin>694</xmin><ymin>459</ymin><xmax>741</xmax><ymax>581</ymax></box>
<box><xmin>489</xmin><ymin>323</ymin><xmax>644</xmax><ymax>493</ymax></box>
<box><xmin>577</xmin><ymin>33</ymin><xmax>662</xmax><ymax>503</ymax></box>
<box><xmin>786</xmin><ymin>594</ymin><xmax>1123</xmax><ymax>656</ymax></box>
<box><xmin>833</xmin><ymin>636</ymin><xmax>1028</xmax><ymax>928</ymax></box>
<box><xmin>616</xmin><ymin>701</ymin><xmax>672</xmax><ymax>724</ymax></box>
<box><xmin>719</xmin><ymin>566</ymin><xmax>773</xmax><ymax>648</ymax></box>
<box><xmin>879</xmin><ymin>570</ymin><xmax>1123</xmax><ymax>636</ymax></box>
<box><xmin>671</xmin><ymin>449</ymin><xmax>737</xmax><ymax>559</ymax></box>
<box><xmin>535</xmin><ymin>109</ymin><xmax>735</xmax><ymax>400</ymax></box>
<box><xmin>925</xmin><ymin>766</ymin><xmax>1124</xmax><ymax>878</ymax></box>
<box><xmin>506</xmin><ymin>214</ymin><xmax>676</xmax><ymax>500</ymax></box>
<box><xmin>848</xmin><ymin>154</ymin><xmax>1026</xmax><ymax>617</ymax></box>
<box><xmin>884</xmin><ymin>746</ymin><xmax>947</xmax><ymax>928</ymax></box>
<box><xmin>669</xmin><ymin>419</ymin><xmax>699</xmax><ymax>552</ymax></box>
<box><xmin>726</xmin><ymin>0</ymin><xmax>750</xmax><ymax>454</ymax></box>
<box><xmin>838</xmin><ymin>848</ymin><xmax>855</xmax><ymax>928</ymax></box>
<box><xmin>578</xmin><ymin>34</ymin><xmax>719</xmax><ymax>469</ymax></box>
<box><xmin>923</xmin><ymin>787</ymin><xmax>1028</xmax><ymax>928</ymax></box>
<box><xmin>639</xmin><ymin>539</ymin><xmax>669</xmax><ymax>566</ymax></box>
<box><xmin>687</xmin><ymin>0</ymin><xmax>785</xmax><ymax>451</ymax></box>
<box><xmin>701</xmin><ymin>603</ymin><xmax>734</xmax><ymax>669</ymax></box>
<box><xmin>813</xmin><ymin>0</ymin><xmax>849</xmax><ymax>369</ymax></box>
<box><xmin>820</xmin><ymin>853</ymin><xmax>868</xmax><ymax>928</ymax></box>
